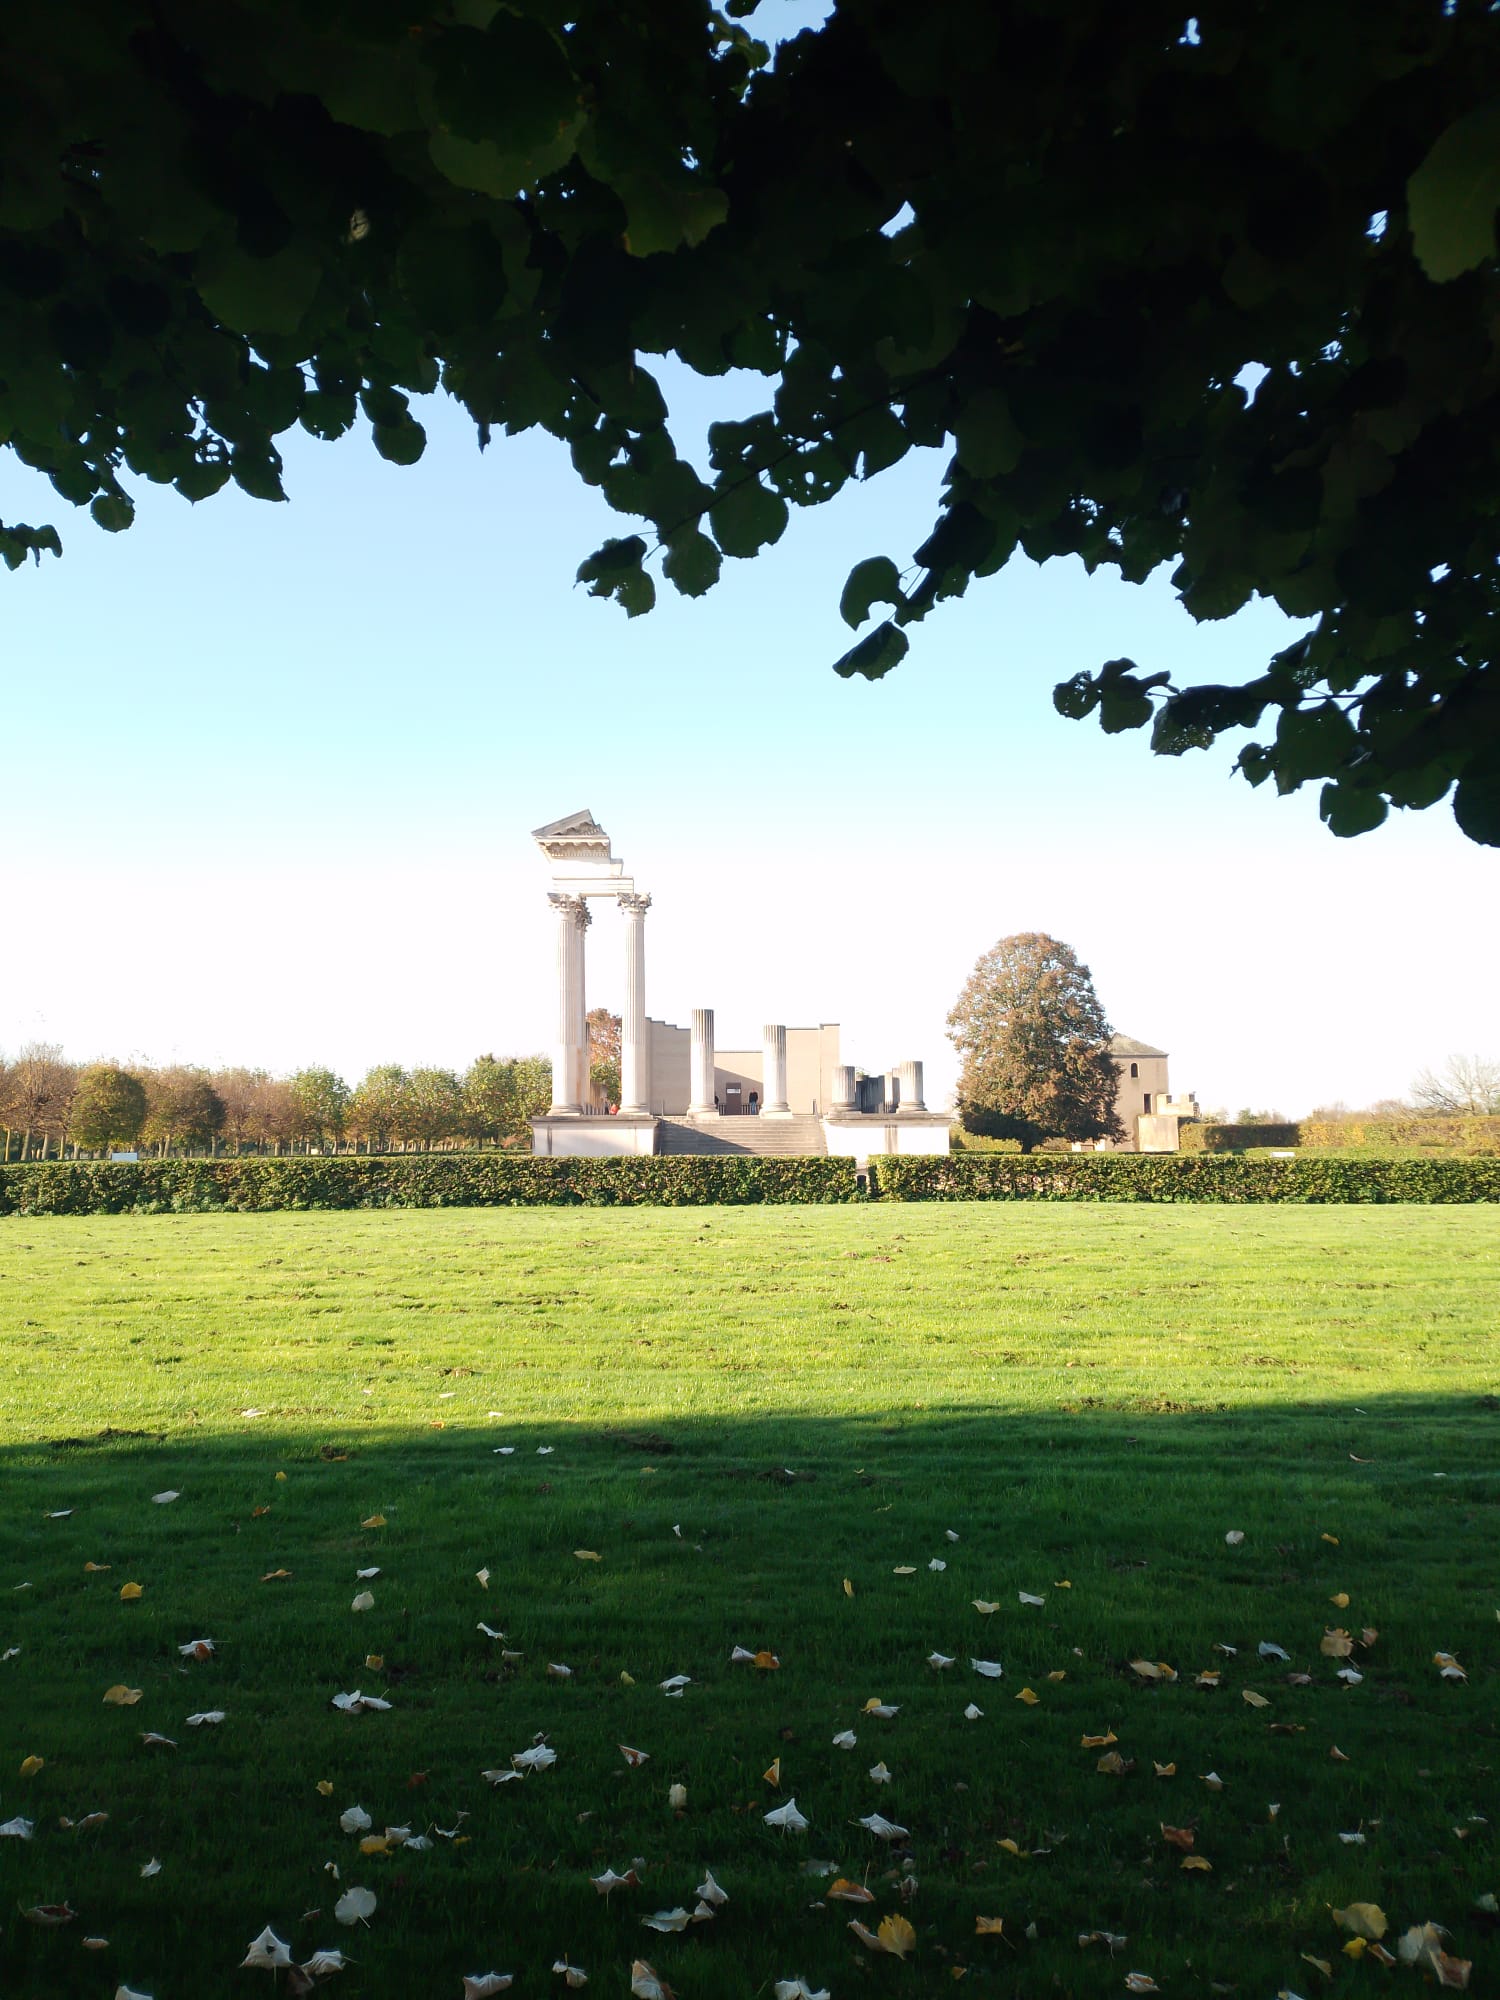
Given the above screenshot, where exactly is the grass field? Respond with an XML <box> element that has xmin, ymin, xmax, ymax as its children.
<box><xmin>1</xmin><ymin>1205</ymin><xmax>1496</xmax><ymax>1999</ymax></box>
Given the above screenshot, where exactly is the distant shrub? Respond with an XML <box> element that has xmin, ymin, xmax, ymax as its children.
<box><xmin>1299</xmin><ymin>1115</ymin><xmax>1500</xmax><ymax>1156</ymax></box>
<box><xmin>1179</xmin><ymin>1121</ymin><xmax>1302</xmax><ymax>1153</ymax></box>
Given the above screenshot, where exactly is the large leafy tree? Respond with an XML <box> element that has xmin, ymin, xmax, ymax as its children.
<box><xmin>68</xmin><ymin>1063</ymin><xmax>148</xmax><ymax>1152</ymax></box>
<box><xmin>3</xmin><ymin>2</ymin><xmax>1499</xmax><ymax>839</ymax></box>
<box><xmin>948</xmin><ymin>933</ymin><xmax>1125</xmax><ymax>1151</ymax></box>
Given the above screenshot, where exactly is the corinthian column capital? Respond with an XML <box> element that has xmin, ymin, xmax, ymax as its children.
<box><xmin>618</xmin><ymin>892</ymin><xmax>652</xmax><ymax>917</ymax></box>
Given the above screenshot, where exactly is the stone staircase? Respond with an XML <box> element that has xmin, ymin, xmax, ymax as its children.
<box><xmin>656</xmin><ymin>1114</ymin><xmax>828</xmax><ymax>1157</ymax></box>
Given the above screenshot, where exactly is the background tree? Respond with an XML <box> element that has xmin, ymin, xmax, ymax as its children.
<box><xmin>68</xmin><ymin>1063</ymin><xmax>147</xmax><ymax>1154</ymax></box>
<box><xmin>1</xmin><ymin>5</ymin><xmax>1498</xmax><ymax>839</ymax></box>
<box><xmin>587</xmin><ymin>1008</ymin><xmax>622</xmax><ymax>1109</ymax></box>
<box><xmin>141</xmin><ymin>1067</ymin><xmax>225</xmax><ymax>1157</ymax></box>
<box><xmin>0</xmin><ymin>1042</ymin><xmax>78</xmax><ymax>1160</ymax></box>
<box><xmin>347</xmin><ymin>1065</ymin><xmax>409</xmax><ymax>1155</ymax></box>
<box><xmin>290</xmin><ymin>1068</ymin><xmax>351</xmax><ymax>1151</ymax></box>
<box><xmin>404</xmin><ymin>1067</ymin><xmax>465</xmax><ymax>1149</ymax></box>
<box><xmin>1411</xmin><ymin>1053</ymin><xmax>1500</xmax><ymax>1114</ymax></box>
<box><xmin>947</xmin><ymin>934</ymin><xmax>1125</xmax><ymax>1152</ymax></box>
<box><xmin>212</xmin><ymin>1067</ymin><xmax>273</xmax><ymax>1154</ymax></box>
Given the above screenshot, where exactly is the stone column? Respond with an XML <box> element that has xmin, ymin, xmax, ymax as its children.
<box><xmin>688</xmin><ymin>1008</ymin><xmax>716</xmax><ymax>1116</ymax></box>
<box><xmin>574</xmin><ymin>899</ymin><xmax>592</xmax><ymax>1109</ymax></box>
<box><xmin>548</xmin><ymin>894</ymin><xmax>587</xmax><ymax>1114</ymax></box>
<box><xmin>618</xmin><ymin>894</ymin><xmax>652</xmax><ymax>1114</ymax></box>
<box><xmin>886</xmin><ymin>1068</ymin><xmax>902</xmax><ymax>1112</ymax></box>
<box><xmin>762</xmin><ymin>1023</ymin><xmax>790</xmax><ymax>1115</ymax></box>
<box><xmin>897</xmin><ymin>1059</ymin><xmax>926</xmax><ymax>1110</ymax></box>
<box><xmin>832</xmin><ymin>1064</ymin><xmax>857</xmax><ymax>1110</ymax></box>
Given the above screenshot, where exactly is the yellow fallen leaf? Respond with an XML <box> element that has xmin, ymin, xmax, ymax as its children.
<box><xmin>997</xmin><ymin>1838</ymin><xmax>1022</xmax><ymax>1856</ymax></box>
<box><xmin>892</xmin><ymin>1566</ymin><xmax>917</xmax><ymax>1576</ymax></box>
<box><xmin>83</xmin><ymin>1562</ymin><xmax>111</xmax><ymax>1573</ymax></box>
<box><xmin>1047</xmin><ymin>1670</ymin><xmax>1067</xmax><ymax>1682</ymax></box>
<box><xmin>972</xmin><ymin>1600</ymin><xmax>999</xmax><ymax>1615</ymax></box>
<box><xmin>1161</xmin><ymin>1825</ymin><xmax>1194</xmax><ymax>1850</ymax></box>
<box><xmin>1330</xmin><ymin>1592</ymin><xmax>1349</xmax><ymax>1608</ymax></box>
<box><xmin>1054</xmin><ymin>1579</ymin><xmax>1072</xmax><ymax>1588</ymax></box>
<box><xmin>876</xmin><ymin>1914</ymin><xmax>916</xmax><ymax>1959</ymax></box>
<box><xmin>1081</xmin><ymin>1732</ymin><xmax>1117</xmax><ymax>1749</ymax></box>
<box><xmin>1343</xmin><ymin>1937</ymin><xmax>1368</xmax><ymax>1960</ymax></box>
<box><xmin>19</xmin><ymin>1755</ymin><xmax>44</xmax><ymax>1777</ymax></box>
<box><xmin>1332</xmin><ymin>1902</ymin><xmax>1388</xmax><ymax>1940</ymax></box>
<box><xmin>1243</xmin><ymin>1690</ymin><xmax>1270</xmax><ymax>1709</ymax></box>
<box><xmin>102</xmin><ymin>1685</ymin><xmax>142</xmax><ymax>1706</ymax></box>
<box><xmin>361</xmin><ymin>1514</ymin><xmax>386</xmax><ymax>1529</ymax></box>
<box><xmin>119</xmin><ymin>1582</ymin><xmax>143</xmax><ymax>1601</ymax></box>
<box><xmin>317</xmin><ymin>1781</ymin><xmax>334</xmax><ymax>1796</ymax></box>
<box><xmin>975</xmin><ymin>1916</ymin><xmax>1004</xmax><ymax>1935</ymax></box>
<box><xmin>1153</xmin><ymin>1762</ymin><xmax>1176</xmax><ymax>1778</ymax></box>
<box><xmin>1321</xmin><ymin>1532</ymin><xmax>1339</xmax><ymax>1545</ymax></box>
<box><xmin>1015</xmin><ymin>1688</ymin><xmax>1039</xmax><ymax>1705</ymax></box>
<box><xmin>261</xmin><ymin>1569</ymin><xmax>292</xmax><ymax>1582</ymax></box>
<box><xmin>843</xmin><ymin>1579</ymin><xmax>854</xmax><ymax>1598</ymax></box>
<box><xmin>828</xmin><ymin>1879</ymin><xmax>875</xmax><ymax>1904</ymax></box>
<box><xmin>364</xmin><ymin>1654</ymin><xmax>384</xmax><ymax>1670</ymax></box>
<box><xmin>1321</xmin><ymin>1628</ymin><xmax>1354</xmax><ymax>1658</ymax></box>
<box><xmin>753</xmin><ymin>1650</ymin><xmax>780</xmax><ymax>1671</ymax></box>
<box><xmin>763</xmin><ymin>1758</ymin><xmax>781</xmax><ymax>1787</ymax></box>
<box><xmin>275</xmin><ymin>1471</ymin><xmax>287</xmax><ymax>1481</ymax></box>
<box><xmin>1124</xmin><ymin>1978</ymin><xmax>1158</xmax><ymax>1995</ymax></box>
<box><xmin>1129</xmin><ymin>1659</ymin><xmax>1161</xmax><ymax>1680</ymax></box>
<box><xmin>1301</xmin><ymin>1955</ymin><xmax>1333</xmax><ymax>1978</ymax></box>
<box><xmin>620</xmin><ymin>1671</ymin><xmax>636</xmax><ymax>1686</ymax></box>
<box><xmin>1181</xmin><ymin>1855</ymin><xmax>1212</xmax><ymax>1872</ymax></box>
<box><xmin>359</xmin><ymin>1834</ymin><xmax>394</xmax><ymax>1854</ymax></box>
<box><xmin>251</xmin><ymin>1504</ymin><xmax>271</xmax><ymax>1518</ymax></box>
<box><xmin>574</xmin><ymin>1550</ymin><xmax>601</xmax><ymax>1562</ymax></box>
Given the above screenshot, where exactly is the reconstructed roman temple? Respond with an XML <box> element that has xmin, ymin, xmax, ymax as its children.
<box><xmin>527</xmin><ymin>811</ymin><xmax>951</xmax><ymax>1162</ymax></box>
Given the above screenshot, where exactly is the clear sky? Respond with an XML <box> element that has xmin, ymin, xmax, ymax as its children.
<box><xmin>2</xmin><ymin>356</ymin><xmax>1495</xmax><ymax>1116</ymax></box>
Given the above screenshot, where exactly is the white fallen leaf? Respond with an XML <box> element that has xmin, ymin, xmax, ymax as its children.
<box><xmin>512</xmin><ymin>1744</ymin><xmax>557</xmax><ymax>1772</ymax></box>
<box><xmin>177</xmin><ymin>1637</ymin><xmax>215</xmax><ymax>1659</ymax></box>
<box><xmin>590</xmin><ymin>1868</ymin><xmax>641</xmax><ymax>1895</ymax></box>
<box><xmin>140</xmin><ymin>1857</ymin><xmax>161</xmax><ymax>1878</ymax></box>
<box><xmin>1019</xmin><ymin>1591</ymin><xmax>1046</xmax><ymax>1606</ymax></box>
<box><xmin>0</xmin><ymin>1816</ymin><xmax>35</xmax><ymax>1838</ymax></box>
<box><xmin>1258</xmin><ymin>1641</ymin><xmax>1291</xmax><ymax>1662</ymax></box>
<box><xmin>971</xmin><ymin>1658</ymin><xmax>1005</xmax><ymax>1678</ymax></box>
<box><xmin>351</xmin><ymin>1592</ymin><xmax>374</xmax><ymax>1613</ymax></box>
<box><xmin>775</xmin><ymin>1983</ymin><xmax>831</xmax><ymax>2000</ymax></box>
<box><xmin>660</xmin><ymin>1674</ymin><xmax>692</xmax><ymax>1695</ymax></box>
<box><xmin>929</xmin><ymin>1558</ymin><xmax>947</xmax><ymax>1572</ymax></box>
<box><xmin>241</xmin><ymin>1926</ymin><xmax>294</xmax><ymax>1969</ymax></box>
<box><xmin>355</xmin><ymin>1567</ymin><xmax>380</xmax><ymax>1580</ymax></box>
<box><xmin>339</xmin><ymin>1807</ymin><xmax>373</xmax><ymax>1835</ymax></box>
<box><xmin>859</xmin><ymin>1812</ymin><xmax>910</xmax><ymax>1840</ymax></box>
<box><xmin>185</xmin><ymin>1711</ymin><xmax>225</xmax><ymax>1727</ymax></box>
<box><xmin>764</xmin><ymin>1798</ymin><xmax>810</xmax><ymax>1831</ymax></box>
<box><xmin>1200</xmin><ymin>1771</ymin><xmax>1224</xmax><ymax>1790</ymax></box>
<box><xmin>964</xmin><ymin>1703</ymin><xmax>984</xmax><ymax>1720</ymax></box>
<box><xmin>972</xmin><ymin>1599</ymin><xmax>999</xmax><ymax>1614</ymax></box>
<box><xmin>864</xmin><ymin>1702</ymin><xmax>899</xmax><ymax>1718</ymax></box>
<box><xmin>481</xmin><ymin>1769</ymin><xmax>521</xmax><ymax>1786</ymax></box>
<box><xmin>299</xmin><ymin>1950</ymin><xmax>349</xmax><ymax>1976</ymax></box>
<box><xmin>1338</xmin><ymin>1831</ymin><xmax>1366</xmax><ymax>1844</ymax></box>
<box><xmin>553</xmin><ymin>1961</ymin><xmax>589</xmax><ymax>1988</ymax></box>
<box><xmin>547</xmin><ymin>1662</ymin><xmax>573</xmax><ymax>1679</ymax></box>
<box><xmin>832</xmin><ymin>1730</ymin><xmax>858</xmax><ymax>1749</ymax></box>
<box><xmin>331</xmin><ymin>1691</ymin><xmax>391</xmax><ymax>1714</ymax></box>
<box><xmin>493</xmin><ymin>1447</ymin><xmax>515</xmax><ymax>1455</ymax></box>
<box><xmin>151</xmin><ymin>1491</ymin><xmax>180</xmax><ymax>1505</ymax></box>
<box><xmin>695</xmin><ymin>1869</ymin><xmax>727</xmax><ymax>1908</ymax></box>
<box><xmin>2</xmin><ymin>1647</ymin><xmax>19</xmax><ymax>1661</ymax></box>
<box><xmin>462</xmin><ymin>1977</ymin><xmax>514</xmax><ymax>1997</ymax></box>
<box><xmin>620</xmin><ymin>1744</ymin><xmax>651</xmax><ymax>1767</ymax></box>
<box><xmin>333</xmin><ymin>1886</ymin><xmax>376</xmax><ymax>1927</ymax></box>
<box><xmin>946</xmin><ymin>1529</ymin><xmax>960</xmax><ymax>1542</ymax></box>
<box><xmin>138</xmin><ymin>1732</ymin><xmax>177</xmax><ymax>1749</ymax></box>
<box><xmin>46</xmin><ymin>1509</ymin><xmax>74</xmax><ymax>1519</ymax></box>
<box><xmin>926</xmin><ymin>1652</ymin><xmax>955</xmax><ymax>1670</ymax></box>
<box><xmin>476</xmin><ymin>1568</ymin><xmax>491</xmax><ymax>1589</ymax></box>
<box><xmin>536</xmin><ymin>1445</ymin><xmax>553</xmax><ymax>1455</ymax></box>
<box><xmin>668</xmin><ymin>1783</ymin><xmax>687</xmax><ymax>1809</ymax></box>
<box><xmin>478</xmin><ymin>1623</ymin><xmax>505</xmax><ymax>1640</ymax></box>
<box><xmin>1215</xmin><ymin>1642</ymin><xmax>1238</xmax><ymax>1656</ymax></box>
<box><xmin>642</xmin><ymin>1908</ymin><xmax>691</xmax><ymax>1933</ymax></box>
<box><xmin>1337</xmin><ymin>1667</ymin><xmax>1364</xmax><ymax>1685</ymax></box>
<box><xmin>629</xmin><ymin>1964</ymin><xmax>672</xmax><ymax>2000</ymax></box>
<box><xmin>868</xmin><ymin>1761</ymin><xmax>892</xmax><ymax>1783</ymax></box>
<box><xmin>1225</xmin><ymin>1530</ymin><xmax>1244</xmax><ymax>1545</ymax></box>
<box><xmin>115</xmin><ymin>1987</ymin><xmax>155</xmax><ymax>2000</ymax></box>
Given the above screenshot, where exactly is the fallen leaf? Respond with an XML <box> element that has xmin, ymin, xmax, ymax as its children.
<box><xmin>926</xmin><ymin>1652</ymin><xmax>955</xmax><ymax>1671</ymax></box>
<box><xmin>1124</xmin><ymin>1976</ymin><xmax>1159</xmax><ymax>1993</ymax></box>
<box><xmin>1330</xmin><ymin>1745</ymin><xmax>1350</xmax><ymax>1761</ymax></box>
<box><xmin>241</xmin><ymin>1927</ymin><xmax>293</xmax><ymax>1970</ymax></box>
<box><xmin>351</xmin><ymin>1592</ymin><xmax>374</xmax><ymax>1613</ymax></box>
<box><xmin>140</xmin><ymin>1857</ymin><xmax>161</xmax><ymax>1878</ymax></box>
<box><xmin>972</xmin><ymin>1600</ymin><xmax>999</xmax><ymax>1615</ymax></box>
<box><xmin>261</xmin><ymin>1569</ymin><xmax>292</xmax><ymax>1582</ymax></box>
<box><xmin>929</xmin><ymin>1559</ymin><xmax>947</xmax><ymax>1572</ymax></box>
<box><xmin>340</xmin><ymin>1806</ymin><xmax>373</xmax><ymax>1834</ymax></box>
<box><xmin>1200</xmin><ymin>1770</ymin><xmax>1224</xmax><ymax>1790</ymax></box>
<box><xmin>546</xmin><ymin>1663</ymin><xmax>573</xmax><ymax>1680</ymax></box>
<box><xmin>629</xmin><ymin>1962</ymin><xmax>674</xmax><ymax>2000</ymax></box>
<box><xmin>1321</xmin><ymin>1629</ymin><xmax>1354</xmax><ymax>1659</ymax></box>
<box><xmin>868</xmin><ymin>1761</ymin><xmax>892</xmax><ymax>1783</ymax></box>
<box><xmin>1258</xmin><ymin>1641</ymin><xmax>1290</xmax><ymax>1662</ymax></box>
<box><xmin>512</xmin><ymin>1744</ymin><xmax>557</xmax><ymax>1772</ymax></box>
<box><xmin>331</xmin><ymin>1691</ymin><xmax>391</xmax><ymax>1714</ymax></box>
<box><xmin>1019</xmin><ymin>1591</ymin><xmax>1045</xmax><ymax>1606</ymax></box>
<box><xmin>877</xmin><ymin>1914</ymin><xmax>917</xmax><ymax>1957</ymax></box>
<box><xmin>178</xmin><ymin>1638</ymin><xmax>214</xmax><ymax>1661</ymax></box>
<box><xmin>964</xmin><ymin>1703</ymin><xmax>984</xmax><ymax>1720</ymax></box>
<box><xmin>892</xmin><ymin>1566</ymin><xmax>916</xmax><ymax>1576</ymax></box>
<box><xmin>997</xmin><ymin>1837</ymin><xmax>1022</xmax><ymax>1855</ymax></box>
<box><xmin>1129</xmin><ymin>1660</ymin><xmax>1162</xmax><ymax>1680</ymax></box>
<box><xmin>1016</xmin><ymin>1687</ymin><xmax>1040</xmax><ymax>1705</ymax></box>
<box><xmin>84</xmin><ymin>1562</ymin><xmax>111</xmax><ymax>1573</ymax></box>
<box><xmin>843</xmin><ymin>1579</ymin><xmax>854</xmax><ymax>1598</ymax></box>
<box><xmin>765</xmin><ymin>1798</ymin><xmax>809</xmax><ymax>1831</ymax></box>
<box><xmin>23</xmin><ymin>1901</ymin><xmax>77</xmax><ymax>1925</ymax></box>
<box><xmin>975</xmin><ymin>1915</ymin><xmax>1005</xmax><ymax>1935</ymax></box>
<box><xmin>138</xmin><ymin>1732</ymin><xmax>176</xmax><ymax>1749</ymax></box>
<box><xmin>575</xmin><ymin>1550</ymin><xmax>601</xmax><ymax>1562</ymax></box>
<box><xmin>620</xmin><ymin>1745</ymin><xmax>650</xmax><ymax>1767</ymax></box>
<box><xmin>1161</xmin><ymin>1825</ymin><xmax>1194</xmax><ymax>1850</ymax></box>
<box><xmin>828</xmin><ymin>1879</ymin><xmax>875</xmax><ymax>1904</ymax></box>
<box><xmin>103</xmin><ymin>1685</ymin><xmax>143</xmax><ymax>1706</ymax></box>
<box><xmin>832</xmin><ymin>1730</ymin><xmax>857</xmax><ymax>1749</ymax></box>
<box><xmin>1435</xmin><ymin>1651</ymin><xmax>1468</xmax><ymax>1681</ymax></box>
<box><xmin>659</xmin><ymin>1674</ymin><xmax>691</xmax><ymax>1695</ymax></box>
<box><xmin>858</xmin><ymin>1812</ymin><xmax>909</xmax><ymax>1840</ymax></box>
<box><xmin>1047</xmin><ymin>1669</ymin><xmax>1068</xmax><ymax>1681</ymax></box>
<box><xmin>316</xmin><ymin>1781</ymin><xmax>334</xmax><ymax>1796</ymax></box>
<box><xmin>1243</xmin><ymin>1689</ymin><xmax>1271</xmax><ymax>1708</ymax></box>
<box><xmin>641</xmin><ymin>1908</ymin><xmax>691</xmax><ymax>1934</ymax></box>
<box><xmin>0</xmin><ymin>1816</ymin><xmax>35</xmax><ymax>1838</ymax></box>
<box><xmin>668</xmin><ymin>1783</ymin><xmax>686</xmax><ymax>1809</ymax></box>
<box><xmin>971</xmin><ymin>1659</ymin><xmax>1004</xmax><ymax>1678</ymax></box>
<box><xmin>1332</xmin><ymin>1902</ymin><xmax>1388</xmax><ymax>1940</ymax></box>
<box><xmin>1330</xmin><ymin>1592</ymin><xmax>1349</xmax><ymax>1608</ymax></box>
<box><xmin>1321</xmin><ymin>1532</ymin><xmax>1339</xmax><ymax>1544</ymax></box>
<box><xmin>185</xmin><ymin>1711</ymin><xmax>224</xmax><ymax>1728</ymax></box>
<box><xmin>151</xmin><ymin>1490</ymin><xmax>180</xmax><ymax>1505</ymax></box>
<box><xmin>19</xmin><ymin>1754</ymin><xmax>44</xmax><ymax>1776</ymax></box>
<box><xmin>1153</xmin><ymin>1762</ymin><xmax>1176</xmax><ymax>1778</ymax></box>
<box><xmin>1225</xmin><ymin>1530</ymin><xmax>1244</xmax><ymax>1545</ymax></box>
<box><xmin>591</xmin><ymin>1868</ymin><xmax>641</xmax><ymax>1895</ymax></box>
<box><xmin>361</xmin><ymin>1515</ymin><xmax>386</xmax><ymax>1529</ymax></box>
<box><xmin>554</xmin><ymin>1960</ymin><xmax>589</xmax><ymax>1989</ymax></box>
<box><xmin>1081</xmin><ymin>1732</ymin><xmax>1118</xmax><ymax>1749</ymax></box>
<box><xmin>119</xmin><ymin>1583</ymin><xmax>144</xmax><ymax>1602</ymax></box>
<box><xmin>1097</xmin><ymin>1751</ymin><xmax>1133</xmax><ymax>1775</ymax></box>
<box><xmin>462</xmin><ymin>1977</ymin><xmax>514</xmax><ymax>1998</ymax></box>
<box><xmin>763</xmin><ymin>1757</ymin><xmax>782</xmax><ymax>1786</ymax></box>
<box><xmin>1181</xmin><ymin>1855</ymin><xmax>1212</xmax><ymax>1872</ymax></box>
<box><xmin>774</xmin><ymin>1981</ymin><xmax>829</xmax><ymax>2000</ymax></box>
<box><xmin>333</xmin><ymin>1886</ymin><xmax>377</xmax><ymax>1927</ymax></box>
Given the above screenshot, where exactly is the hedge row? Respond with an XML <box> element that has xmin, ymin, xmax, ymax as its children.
<box><xmin>0</xmin><ymin>1155</ymin><xmax>861</xmax><ymax>1214</ymax></box>
<box><xmin>4</xmin><ymin>1153</ymin><xmax>1500</xmax><ymax>1214</ymax></box>
<box><xmin>1178</xmin><ymin>1120</ymin><xmax>1302</xmax><ymax>1153</ymax></box>
<box><xmin>1300</xmin><ymin>1115</ymin><xmax>1500</xmax><ymax>1155</ymax></box>
<box><xmin>868</xmin><ymin>1154</ymin><xmax>1500</xmax><ymax>1202</ymax></box>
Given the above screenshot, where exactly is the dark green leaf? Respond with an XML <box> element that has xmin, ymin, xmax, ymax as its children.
<box><xmin>1319</xmin><ymin>781</ymin><xmax>1390</xmax><ymax>837</ymax></box>
<box><xmin>1407</xmin><ymin>99</ymin><xmax>1500</xmax><ymax>282</ymax></box>
<box><xmin>839</xmin><ymin>555</ymin><xmax>904</xmax><ymax>630</ymax></box>
<box><xmin>833</xmin><ymin>619</ymin><xmax>908</xmax><ymax>681</ymax></box>
<box><xmin>662</xmin><ymin>527</ymin><xmax>722</xmax><ymax>598</ymax></box>
<box><xmin>709</xmin><ymin>478</ymin><xmax>788</xmax><ymax>558</ymax></box>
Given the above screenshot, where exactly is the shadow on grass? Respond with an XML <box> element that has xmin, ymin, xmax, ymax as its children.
<box><xmin>1</xmin><ymin>1397</ymin><xmax>1495</xmax><ymax>1999</ymax></box>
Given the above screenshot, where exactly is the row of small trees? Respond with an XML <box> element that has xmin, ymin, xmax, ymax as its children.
<box><xmin>0</xmin><ymin>1047</ymin><xmax>555</xmax><ymax>1161</ymax></box>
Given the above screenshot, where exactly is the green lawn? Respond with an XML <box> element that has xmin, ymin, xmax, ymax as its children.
<box><xmin>1</xmin><ymin>1206</ymin><xmax>1496</xmax><ymax>1998</ymax></box>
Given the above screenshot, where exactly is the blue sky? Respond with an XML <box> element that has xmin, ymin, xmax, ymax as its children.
<box><xmin>3</xmin><ymin>358</ymin><xmax>1496</xmax><ymax>1114</ymax></box>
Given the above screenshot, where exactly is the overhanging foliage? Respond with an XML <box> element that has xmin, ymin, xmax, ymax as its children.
<box><xmin>3</xmin><ymin>1</ymin><xmax>1498</xmax><ymax>838</ymax></box>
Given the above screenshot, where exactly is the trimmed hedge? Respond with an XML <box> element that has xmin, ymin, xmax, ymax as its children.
<box><xmin>1300</xmin><ymin>1115</ymin><xmax>1500</xmax><ymax>1156</ymax></box>
<box><xmin>0</xmin><ymin>1155</ymin><xmax>861</xmax><ymax>1215</ymax></box>
<box><xmin>870</xmin><ymin>1153</ymin><xmax>1500</xmax><ymax>1202</ymax></box>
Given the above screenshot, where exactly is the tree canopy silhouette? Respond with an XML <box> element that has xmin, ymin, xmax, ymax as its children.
<box><xmin>3</xmin><ymin>1</ymin><xmax>1498</xmax><ymax>840</ymax></box>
